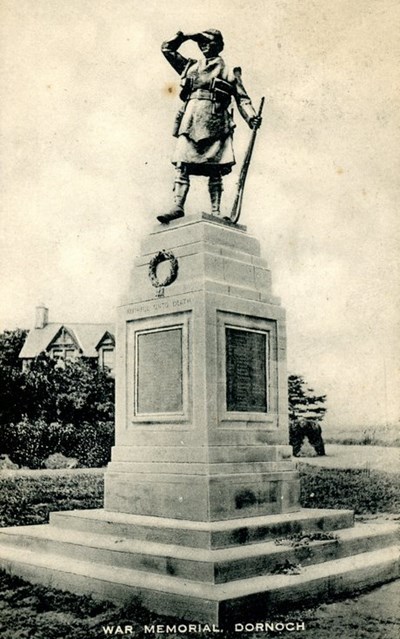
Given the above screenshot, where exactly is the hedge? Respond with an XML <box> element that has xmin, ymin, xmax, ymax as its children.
<box><xmin>0</xmin><ymin>470</ymin><xmax>104</xmax><ymax>527</ymax></box>
<box><xmin>299</xmin><ymin>464</ymin><xmax>400</xmax><ymax>514</ymax></box>
<box><xmin>0</xmin><ymin>419</ymin><xmax>114</xmax><ymax>469</ymax></box>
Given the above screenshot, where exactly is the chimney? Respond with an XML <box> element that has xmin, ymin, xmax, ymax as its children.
<box><xmin>35</xmin><ymin>304</ymin><xmax>49</xmax><ymax>329</ymax></box>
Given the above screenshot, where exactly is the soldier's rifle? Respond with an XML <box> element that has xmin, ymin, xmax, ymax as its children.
<box><xmin>230</xmin><ymin>96</ymin><xmax>265</xmax><ymax>224</ymax></box>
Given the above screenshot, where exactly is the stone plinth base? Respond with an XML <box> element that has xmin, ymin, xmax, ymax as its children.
<box><xmin>105</xmin><ymin>444</ymin><xmax>299</xmax><ymax>520</ymax></box>
<box><xmin>0</xmin><ymin>507</ymin><xmax>398</xmax><ymax>625</ymax></box>
<box><xmin>104</xmin><ymin>470</ymin><xmax>300</xmax><ymax>521</ymax></box>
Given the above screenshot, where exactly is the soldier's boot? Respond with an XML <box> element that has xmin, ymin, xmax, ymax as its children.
<box><xmin>157</xmin><ymin>173</ymin><xmax>190</xmax><ymax>224</ymax></box>
<box><xmin>208</xmin><ymin>175</ymin><xmax>223</xmax><ymax>217</ymax></box>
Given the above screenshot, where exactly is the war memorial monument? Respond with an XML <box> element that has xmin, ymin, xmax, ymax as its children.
<box><xmin>0</xmin><ymin>30</ymin><xmax>398</xmax><ymax>626</ymax></box>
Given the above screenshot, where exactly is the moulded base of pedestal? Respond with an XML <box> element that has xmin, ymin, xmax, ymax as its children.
<box><xmin>104</xmin><ymin>470</ymin><xmax>300</xmax><ymax>521</ymax></box>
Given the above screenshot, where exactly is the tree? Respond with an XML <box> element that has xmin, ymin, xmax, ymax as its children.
<box><xmin>0</xmin><ymin>329</ymin><xmax>28</xmax><ymax>427</ymax></box>
<box><xmin>0</xmin><ymin>329</ymin><xmax>115</xmax><ymax>467</ymax></box>
<box><xmin>21</xmin><ymin>354</ymin><xmax>114</xmax><ymax>425</ymax></box>
<box><xmin>288</xmin><ymin>374</ymin><xmax>326</xmax><ymax>457</ymax></box>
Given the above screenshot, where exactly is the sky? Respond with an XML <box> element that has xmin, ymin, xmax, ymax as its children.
<box><xmin>0</xmin><ymin>0</ymin><xmax>399</xmax><ymax>428</ymax></box>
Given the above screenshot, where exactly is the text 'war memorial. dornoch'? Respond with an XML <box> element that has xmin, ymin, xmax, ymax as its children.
<box><xmin>0</xmin><ymin>29</ymin><xmax>398</xmax><ymax>627</ymax></box>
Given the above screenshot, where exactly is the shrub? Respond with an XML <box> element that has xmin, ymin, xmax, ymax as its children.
<box><xmin>21</xmin><ymin>355</ymin><xmax>114</xmax><ymax>426</ymax></box>
<box><xmin>299</xmin><ymin>464</ymin><xmax>400</xmax><ymax>514</ymax></box>
<box><xmin>0</xmin><ymin>454</ymin><xmax>18</xmax><ymax>470</ymax></box>
<box><xmin>0</xmin><ymin>471</ymin><xmax>104</xmax><ymax>527</ymax></box>
<box><xmin>1</xmin><ymin>417</ymin><xmax>51</xmax><ymax>468</ymax></box>
<box><xmin>72</xmin><ymin>421</ymin><xmax>114</xmax><ymax>468</ymax></box>
<box><xmin>1</xmin><ymin>419</ymin><xmax>114</xmax><ymax>469</ymax></box>
<box><xmin>44</xmin><ymin>453</ymin><xmax>78</xmax><ymax>469</ymax></box>
<box><xmin>290</xmin><ymin>420</ymin><xmax>325</xmax><ymax>457</ymax></box>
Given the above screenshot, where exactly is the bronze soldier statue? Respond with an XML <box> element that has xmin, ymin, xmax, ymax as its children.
<box><xmin>157</xmin><ymin>30</ymin><xmax>262</xmax><ymax>224</ymax></box>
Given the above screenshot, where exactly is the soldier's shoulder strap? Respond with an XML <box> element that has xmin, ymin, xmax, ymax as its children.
<box><xmin>181</xmin><ymin>58</ymin><xmax>197</xmax><ymax>79</ymax></box>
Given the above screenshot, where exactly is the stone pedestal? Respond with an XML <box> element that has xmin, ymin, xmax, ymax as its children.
<box><xmin>105</xmin><ymin>212</ymin><xmax>299</xmax><ymax>521</ymax></box>
<box><xmin>0</xmin><ymin>212</ymin><xmax>398</xmax><ymax>625</ymax></box>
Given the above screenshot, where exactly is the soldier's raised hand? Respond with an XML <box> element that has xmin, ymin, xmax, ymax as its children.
<box><xmin>182</xmin><ymin>32</ymin><xmax>201</xmax><ymax>42</ymax></box>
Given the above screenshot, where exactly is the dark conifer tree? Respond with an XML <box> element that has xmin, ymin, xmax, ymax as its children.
<box><xmin>288</xmin><ymin>374</ymin><xmax>326</xmax><ymax>456</ymax></box>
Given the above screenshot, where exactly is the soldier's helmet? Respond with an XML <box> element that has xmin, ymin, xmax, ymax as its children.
<box><xmin>200</xmin><ymin>29</ymin><xmax>224</xmax><ymax>53</ymax></box>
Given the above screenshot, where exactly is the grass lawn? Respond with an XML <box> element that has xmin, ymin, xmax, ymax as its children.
<box><xmin>0</xmin><ymin>569</ymin><xmax>399</xmax><ymax>639</ymax></box>
<box><xmin>322</xmin><ymin>423</ymin><xmax>399</xmax><ymax>447</ymax></box>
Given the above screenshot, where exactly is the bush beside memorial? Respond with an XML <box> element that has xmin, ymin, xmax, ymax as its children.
<box><xmin>0</xmin><ymin>418</ymin><xmax>114</xmax><ymax>469</ymax></box>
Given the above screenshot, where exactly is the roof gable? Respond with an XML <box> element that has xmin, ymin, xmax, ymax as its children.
<box><xmin>95</xmin><ymin>330</ymin><xmax>116</xmax><ymax>351</ymax></box>
<box><xmin>19</xmin><ymin>324</ymin><xmax>62</xmax><ymax>359</ymax></box>
<box><xmin>48</xmin><ymin>326</ymin><xmax>80</xmax><ymax>351</ymax></box>
<box><xmin>19</xmin><ymin>323</ymin><xmax>115</xmax><ymax>359</ymax></box>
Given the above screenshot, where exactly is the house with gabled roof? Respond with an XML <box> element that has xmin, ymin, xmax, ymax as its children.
<box><xmin>19</xmin><ymin>305</ymin><xmax>115</xmax><ymax>373</ymax></box>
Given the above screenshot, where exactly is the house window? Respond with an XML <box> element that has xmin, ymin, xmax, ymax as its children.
<box><xmin>50</xmin><ymin>347</ymin><xmax>76</xmax><ymax>361</ymax></box>
<box><xmin>52</xmin><ymin>349</ymin><xmax>64</xmax><ymax>361</ymax></box>
<box><xmin>101</xmin><ymin>348</ymin><xmax>115</xmax><ymax>372</ymax></box>
<box><xmin>48</xmin><ymin>328</ymin><xmax>78</xmax><ymax>362</ymax></box>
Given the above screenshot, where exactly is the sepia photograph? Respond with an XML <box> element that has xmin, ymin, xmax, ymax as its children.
<box><xmin>0</xmin><ymin>1</ymin><xmax>399</xmax><ymax>637</ymax></box>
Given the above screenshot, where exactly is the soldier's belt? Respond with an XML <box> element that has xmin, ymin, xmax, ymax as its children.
<box><xmin>188</xmin><ymin>89</ymin><xmax>214</xmax><ymax>100</ymax></box>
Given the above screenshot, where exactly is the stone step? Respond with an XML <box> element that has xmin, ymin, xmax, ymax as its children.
<box><xmin>0</xmin><ymin>525</ymin><xmax>212</xmax><ymax>584</ymax></box>
<box><xmin>0</xmin><ymin>522</ymin><xmax>397</xmax><ymax>584</ymax></box>
<box><xmin>49</xmin><ymin>508</ymin><xmax>355</xmax><ymax>548</ymax></box>
<box><xmin>213</xmin><ymin>523</ymin><xmax>399</xmax><ymax>583</ymax></box>
<box><xmin>0</xmin><ymin>542</ymin><xmax>398</xmax><ymax>625</ymax></box>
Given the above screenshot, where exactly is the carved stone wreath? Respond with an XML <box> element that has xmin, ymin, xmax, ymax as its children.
<box><xmin>148</xmin><ymin>250</ymin><xmax>179</xmax><ymax>288</ymax></box>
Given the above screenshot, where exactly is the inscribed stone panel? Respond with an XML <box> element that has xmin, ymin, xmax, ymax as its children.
<box><xmin>137</xmin><ymin>328</ymin><xmax>183</xmax><ymax>414</ymax></box>
<box><xmin>226</xmin><ymin>328</ymin><xmax>267</xmax><ymax>412</ymax></box>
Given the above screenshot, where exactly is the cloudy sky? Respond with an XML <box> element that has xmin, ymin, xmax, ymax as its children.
<box><xmin>1</xmin><ymin>0</ymin><xmax>399</xmax><ymax>427</ymax></box>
